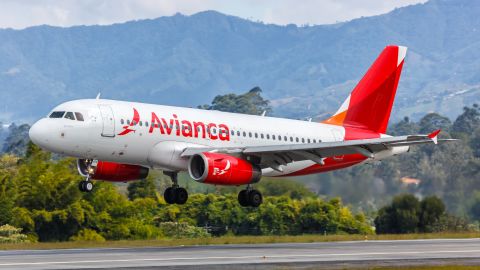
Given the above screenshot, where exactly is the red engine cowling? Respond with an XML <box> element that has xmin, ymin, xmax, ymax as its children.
<box><xmin>188</xmin><ymin>152</ymin><xmax>261</xmax><ymax>185</ymax></box>
<box><xmin>77</xmin><ymin>159</ymin><xmax>149</xmax><ymax>182</ymax></box>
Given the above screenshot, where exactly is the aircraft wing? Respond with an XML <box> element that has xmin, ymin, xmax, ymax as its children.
<box><xmin>180</xmin><ymin>130</ymin><xmax>456</xmax><ymax>170</ymax></box>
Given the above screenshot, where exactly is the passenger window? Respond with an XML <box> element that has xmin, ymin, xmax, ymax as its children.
<box><xmin>302</xmin><ymin>138</ymin><xmax>305</xmax><ymax>143</ymax></box>
<box><xmin>296</xmin><ymin>137</ymin><xmax>299</xmax><ymax>143</ymax></box>
<box><xmin>64</xmin><ymin>112</ymin><xmax>75</xmax><ymax>120</ymax></box>
<box><xmin>121</xmin><ymin>119</ymin><xmax>124</xmax><ymax>125</ymax></box>
<box><xmin>127</xmin><ymin>120</ymin><xmax>130</xmax><ymax>125</ymax></box>
<box><xmin>261</xmin><ymin>134</ymin><xmax>264</xmax><ymax>139</ymax></box>
<box><xmin>307</xmin><ymin>139</ymin><xmax>311</xmax><ymax>143</ymax></box>
<box><xmin>231</xmin><ymin>130</ymin><xmax>235</xmax><ymax>136</ymax></box>
<box><xmin>237</xmin><ymin>131</ymin><xmax>240</xmax><ymax>136</ymax></box>
<box><xmin>145</xmin><ymin>122</ymin><xmax>149</xmax><ymax>127</ymax></box>
<box><xmin>272</xmin><ymin>135</ymin><xmax>276</xmax><ymax>140</ymax></box>
<box><xmin>243</xmin><ymin>132</ymin><xmax>246</xmax><ymax>137</ymax></box>
<box><xmin>284</xmin><ymin>136</ymin><xmax>287</xmax><ymax>141</ymax></box>
<box><xmin>290</xmin><ymin>137</ymin><xmax>293</xmax><ymax>142</ymax></box>
<box><xmin>49</xmin><ymin>111</ymin><xmax>65</xmax><ymax>118</ymax></box>
<box><xmin>255</xmin><ymin>133</ymin><xmax>258</xmax><ymax>138</ymax></box>
<box><xmin>266</xmin><ymin>134</ymin><xmax>270</xmax><ymax>139</ymax></box>
<box><xmin>249</xmin><ymin>132</ymin><xmax>252</xmax><ymax>137</ymax></box>
<box><xmin>75</xmin><ymin>112</ymin><xmax>84</xmax><ymax>121</ymax></box>
<box><xmin>139</xmin><ymin>121</ymin><xmax>143</xmax><ymax>126</ymax></box>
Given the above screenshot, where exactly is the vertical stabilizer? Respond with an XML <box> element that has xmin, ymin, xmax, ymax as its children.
<box><xmin>323</xmin><ymin>45</ymin><xmax>407</xmax><ymax>134</ymax></box>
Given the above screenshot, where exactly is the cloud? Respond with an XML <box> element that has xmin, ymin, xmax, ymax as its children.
<box><xmin>0</xmin><ymin>0</ymin><xmax>427</xmax><ymax>29</ymax></box>
<box><xmin>3</xmin><ymin>67</ymin><xmax>20</xmax><ymax>76</ymax></box>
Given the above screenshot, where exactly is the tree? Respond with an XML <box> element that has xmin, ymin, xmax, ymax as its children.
<box><xmin>452</xmin><ymin>104</ymin><xmax>480</xmax><ymax>133</ymax></box>
<box><xmin>388</xmin><ymin>116</ymin><xmax>419</xmax><ymax>135</ymax></box>
<box><xmin>419</xmin><ymin>196</ymin><xmax>446</xmax><ymax>232</ymax></box>
<box><xmin>127</xmin><ymin>176</ymin><xmax>157</xmax><ymax>200</ymax></box>
<box><xmin>0</xmin><ymin>155</ymin><xmax>18</xmax><ymax>225</ymax></box>
<box><xmin>199</xmin><ymin>87</ymin><xmax>272</xmax><ymax>115</ymax></box>
<box><xmin>418</xmin><ymin>113</ymin><xmax>451</xmax><ymax>134</ymax></box>
<box><xmin>375</xmin><ymin>194</ymin><xmax>421</xmax><ymax>234</ymax></box>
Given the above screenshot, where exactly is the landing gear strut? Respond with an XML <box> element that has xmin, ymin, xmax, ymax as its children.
<box><xmin>78</xmin><ymin>159</ymin><xmax>96</xmax><ymax>193</ymax></box>
<box><xmin>238</xmin><ymin>185</ymin><xmax>263</xmax><ymax>207</ymax></box>
<box><xmin>163</xmin><ymin>171</ymin><xmax>188</xmax><ymax>205</ymax></box>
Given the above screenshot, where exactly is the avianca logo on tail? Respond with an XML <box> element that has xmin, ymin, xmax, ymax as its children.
<box><xmin>118</xmin><ymin>108</ymin><xmax>140</xmax><ymax>135</ymax></box>
<box><xmin>118</xmin><ymin>108</ymin><xmax>231</xmax><ymax>141</ymax></box>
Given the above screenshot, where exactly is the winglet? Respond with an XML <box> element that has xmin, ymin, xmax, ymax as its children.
<box><xmin>428</xmin><ymin>129</ymin><xmax>441</xmax><ymax>144</ymax></box>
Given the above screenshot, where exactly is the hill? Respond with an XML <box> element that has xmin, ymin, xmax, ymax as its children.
<box><xmin>0</xmin><ymin>0</ymin><xmax>478</xmax><ymax>122</ymax></box>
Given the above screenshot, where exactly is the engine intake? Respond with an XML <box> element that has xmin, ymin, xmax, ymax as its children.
<box><xmin>77</xmin><ymin>159</ymin><xmax>149</xmax><ymax>182</ymax></box>
<box><xmin>188</xmin><ymin>152</ymin><xmax>261</xmax><ymax>185</ymax></box>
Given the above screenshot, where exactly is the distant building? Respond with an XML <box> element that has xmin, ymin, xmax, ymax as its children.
<box><xmin>400</xmin><ymin>177</ymin><xmax>421</xmax><ymax>186</ymax></box>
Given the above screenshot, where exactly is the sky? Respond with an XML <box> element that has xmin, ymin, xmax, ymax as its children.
<box><xmin>0</xmin><ymin>0</ymin><xmax>427</xmax><ymax>29</ymax></box>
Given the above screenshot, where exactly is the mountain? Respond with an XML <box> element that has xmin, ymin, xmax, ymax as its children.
<box><xmin>0</xmin><ymin>0</ymin><xmax>479</xmax><ymax>123</ymax></box>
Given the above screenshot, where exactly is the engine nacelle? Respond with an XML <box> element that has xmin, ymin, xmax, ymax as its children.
<box><xmin>188</xmin><ymin>152</ymin><xmax>261</xmax><ymax>185</ymax></box>
<box><xmin>77</xmin><ymin>159</ymin><xmax>149</xmax><ymax>182</ymax></box>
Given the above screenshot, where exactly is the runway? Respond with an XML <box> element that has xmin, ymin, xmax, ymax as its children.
<box><xmin>1</xmin><ymin>238</ymin><xmax>480</xmax><ymax>269</ymax></box>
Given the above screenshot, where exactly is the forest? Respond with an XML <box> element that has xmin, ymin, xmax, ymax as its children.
<box><xmin>0</xmin><ymin>88</ymin><xmax>479</xmax><ymax>243</ymax></box>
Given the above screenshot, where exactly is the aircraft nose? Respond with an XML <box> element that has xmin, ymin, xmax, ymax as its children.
<box><xmin>29</xmin><ymin>119</ymin><xmax>49</xmax><ymax>147</ymax></box>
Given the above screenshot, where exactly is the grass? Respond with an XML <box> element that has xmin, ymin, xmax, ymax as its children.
<box><xmin>0</xmin><ymin>232</ymin><xmax>478</xmax><ymax>251</ymax></box>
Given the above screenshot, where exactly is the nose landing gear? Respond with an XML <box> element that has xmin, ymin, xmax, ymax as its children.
<box><xmin>238</xmin><ymin>185</ymin><xmax>263</xmax><ymax>207</ymax></box>
<box><xmin>78</xmin><ymin>159</ymin><xmax>96</xmax><ymax>193</ymax></box>
<box><xmin>79</xmin><ymin>179</ymin><xmax>93</xmax><ymax>192</ymax></box>
<box><xmin>163</xmin><ymin>171</ymin><xmax>189</xmax><ymax>205</ymax></box>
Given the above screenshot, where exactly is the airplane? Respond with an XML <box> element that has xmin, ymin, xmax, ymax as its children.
<box><xmin>29</xmin><ymin>45</ymin><xmax>454</xmax><ymax>207</ymax></box>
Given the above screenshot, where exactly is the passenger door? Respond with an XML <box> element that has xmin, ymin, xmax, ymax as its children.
<box><xmin>99</xmin><ymin>105</ymin><xmax>115</xmax><ymax>137</ymax></box>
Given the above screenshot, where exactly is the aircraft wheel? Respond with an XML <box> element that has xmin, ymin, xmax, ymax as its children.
<box><xmin>164</xmin><ymin>187</ymin><xmax>177</xmax><ymax>204</ymax></box>
<box><xmin>79</xmin><ymin>181</ymin><xmax>93</xmax><ymax>192</ymax></box>
<box><xmin>238</xmin><ymin>190</ymin><xmax>249</xmax><ymax>207</ymax></box>
<box><xmin>175</xmin><ymin>187</ymin><xmax>188</xmax><ymax>205</ymax></box>
<box><xmin>248</xmin><ymin>190</ymin><xmax>263</xmax><ymax>207</ymax></box>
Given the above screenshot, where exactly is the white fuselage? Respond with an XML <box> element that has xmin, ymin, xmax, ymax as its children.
<box><xmin>29</xmin><ymin>99</ymin><xmax>389</xmax><ymax>177</ymax></box>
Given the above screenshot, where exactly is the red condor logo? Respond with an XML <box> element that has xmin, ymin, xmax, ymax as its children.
<box><xmin>118</xmin><ymin>108</ymin><xmax>230</xmax><ymax>141</ymax></box>
<box><xmin>118</xmin><ymin>108</ymin><xmax>140</xmax><ymax>136</ymax></box>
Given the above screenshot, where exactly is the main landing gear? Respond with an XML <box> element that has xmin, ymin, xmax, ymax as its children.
<box><xmin>163</xmin><ymin>171</ymin><xmax>188</xmax><ymax>205</ymax></box>
<box><xmin>238</xmin><ymin>186</ymin><xmax>263</xmax><ymax>207</ymax></box>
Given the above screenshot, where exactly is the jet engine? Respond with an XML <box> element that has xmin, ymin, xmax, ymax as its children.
<box><xmin>77</xmin><ymin>159</ymin><xmax>149</xmax><ymax>182</ymax></box>
<box><xmin>188</xmin><ymin>152</ymin><xmax>261</xmax><ymax>185</ymax></box>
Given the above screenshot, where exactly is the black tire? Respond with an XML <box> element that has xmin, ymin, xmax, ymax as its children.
<box><xmin>248</xmin><ymin>190</ymin><xmax>263</xmax><ymax>207</ymax></box>
<box><xmin>164</xmin><ymin>187</ymin><xmax>176</xmax><ymax>204</ymax></box>
<box><xmin>175</xmin><ymin>188</ymin><xmax>188</xmax><ymax>205</ymax></box>
<box><xmin>78</xmin><ymin>181</ymin><xmax>85</xmax><ymax>192</ymax></box>
<box><xmin>238</xmin><ymin>190</ymin><xmax>249</xmax><ymax>207</ymax></box>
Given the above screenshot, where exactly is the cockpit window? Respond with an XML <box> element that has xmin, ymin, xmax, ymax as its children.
<box><xmin>64</xmin><ymin>112</ymin><xmax>75</xmax><ymax>120</ymax></box>
<box><xmin>75</xmin><ymin>112</ymin><xmax>84</xmax><ymax>121</ymax></box>
<box><xmin>49</xmin><ymin>111</ymin><xmax>65</xmax><ymax>118</ymax></box>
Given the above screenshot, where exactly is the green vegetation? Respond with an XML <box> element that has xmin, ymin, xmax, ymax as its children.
<box><xmin>0</xmin><ymin>224</ymin><xmax>28</xmax><ymax>244</ymax></box>
<box><xmin>374</xmin><ymin>194</ymin><xmax>467</xmax><ymax>234</ymax></box>
<box><xmin>0</xmin><ymin>90</ymin><xmax>479</xmax><ymax>245</ymax></box>
<box><xmin>299</xmin><ymin>105</ymin><xmax>480</xmax><ymax>222</ymax></box>
<box><xmin>0</xmin><ymin>143</ymin><xmax>371</xmax><ymax>242</ymax></box>
<box><xmin>1</xmin><ymin>232</ymin><xmax>479</xmax><ymax>250</ymax></box>
<box><xmin>199</xmin><ymin>86</ymin><xmax>271</xmax><ymax>115</ymax></box>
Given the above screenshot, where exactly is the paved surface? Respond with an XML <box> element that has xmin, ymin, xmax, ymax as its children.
<box><xmin>1</xmin><ymin>238</ymin><xmax>480</xmax><ymax>269</ymax></box>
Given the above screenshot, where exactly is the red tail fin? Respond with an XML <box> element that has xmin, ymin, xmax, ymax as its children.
<box><xmin>323</xmin><ymin>45</ymin><xmax>407</xmax><ymax>134</ymax></box>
